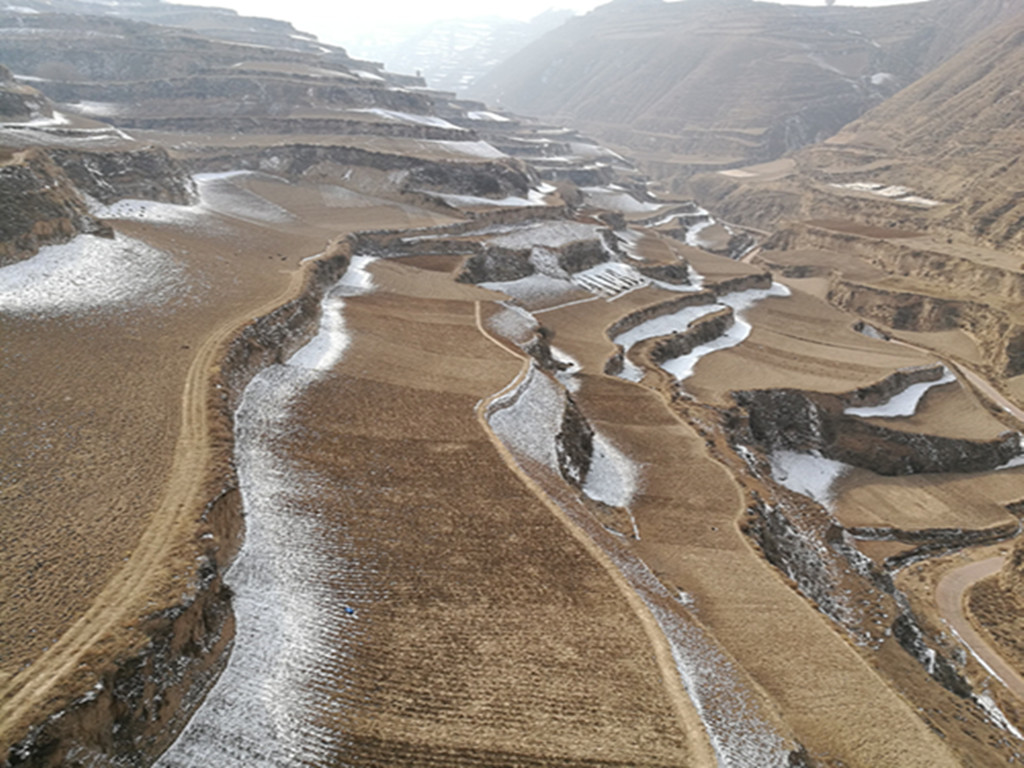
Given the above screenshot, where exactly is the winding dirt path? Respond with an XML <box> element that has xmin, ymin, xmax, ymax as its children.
<box><xmin>471</xmin><ymin>301</ymin><xmax>718</xmax><ymax>768</ymax></box>
<box><xmin>0</xmin><ymin>265</ymin><xmax>311</xmax><ymax>751</ymax></box>
<box><xmin>935</xmin><ymin>556</ymin><xmax>1024</xmax><ymax>700</ymax></box>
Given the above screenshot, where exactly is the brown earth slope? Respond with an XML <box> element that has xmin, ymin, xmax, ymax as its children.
<box><xmin>470</xmin><ymin>0</ymin><xmax>1019</xmax><ymax>183</ymax></box>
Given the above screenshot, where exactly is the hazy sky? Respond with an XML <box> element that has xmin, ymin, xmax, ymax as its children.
<box><xmin>213</xmin><ymin>0</ymin><xmax>928</xmax><ymax>48</ymax></box>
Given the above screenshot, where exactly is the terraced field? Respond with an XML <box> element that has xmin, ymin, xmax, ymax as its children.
<box><xmin>4</xmin><ymin>2</ymin><xmax>1024</xmax><ymax>766</ymax></box>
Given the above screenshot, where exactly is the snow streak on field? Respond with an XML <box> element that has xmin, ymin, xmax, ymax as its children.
<box><xmin>770</xmin><ymin>450</ymin><xmax>850</xmax><ymax>511</ymax></box>
<box><xmin>92</xmin><ymin>171</ymin><xmax>295</xmax><ymax>227</ymax></box>
<box><xmin>660</xmin><ymin>283</ymin><xmax>790</xmax><ymax>382</ymax></box>
<box><xmin>156</xmin><ymin>260</ymin><xmax>376</xmax><ymax>768</ymax></box>
<box><xmin>488</xmin><ymin>364</ymin><xmax>565</xmax><ymax>472</ymax></box>
<box><xmin>484</xmin><ymin>362</ymin><xmax>789</xmax><ymax>768</ymax></box>
<box><xmin>0</xmin><ymin>233</ymin><xmax>187</xmax><ymax>314</ymax></box>
<box><xmin>844</xmin><ymin>367</ymin><xmax>957</xmax><ymax>418</ymax></box>
<box><xmin>584</xmin><ymin>432</ymin><xmax>638</xmax><ymax>512</ymax></box>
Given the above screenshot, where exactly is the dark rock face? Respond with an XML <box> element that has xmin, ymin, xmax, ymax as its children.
<box><xmin>457</xmin><ymin>246</ymin><xmax>534</xmax><ymax>284</ymax></box>
<box><xmin>648</xmin><ymin>307</ymin><xmax>734</xmax><ymax>364</ymax></box>
<box><xmin>524</xmin><ymin>328</ymin><xmax>570</xmax><ymax>374</ymax></box>
<box><xmin>606</xmin><ymin>291</ymin><xmax>717</xmax><ymax>341</ymax></box>
<box><xmin>711</xmin><ymin>272</ymin><xmax>772</xmax><ymax>297</ymax></box>
<box><xmin>49</xmin><ymin>147</ymin><xmax>197</xmax><ymax>206</ymax></box>
<box><xmin>828</xmin><ymin>280</ymin><xmax>1024</xmax><ymax>377</ymax></box>
<box><xmin>556</xmin><ymin>395</ymin><xmax>594</xmax><ymax>488</ymax></box>
<box><xmin>843</xmin><ymin>364</ymin><xmax>944</xmax><ymax>409</ymax></box>
<box><xmin>891</xmin><ymin>613</ymin><xmax>973</xmax><ymax>699</ymax></box>
<box><xmin>0</xmin><ymin>149</ymin><xmax>103</xmax><ymax>266</ymax></box>
<box><xmin>734</xmin><ymin>385</ymin><xmax>1021</xmax><ymax>476</ymax></box>
<box><xmin>7</xmin><ymin>564</ymin><xmax>235</xmax><ymax>768</ymax></box>
<box><xmin>0</xmin><ymin>65</ymin><xmax>50</xmax><ymax>120</ymax></box>
<box><xmin>456</xmin><ymin>227</ymin><xmax>616</xmax><ymax>284</ymax></box>
<box><xmin>637</xmin><ymin>262</ymin><xmax>691</xmax><ymax>285</ymax></box>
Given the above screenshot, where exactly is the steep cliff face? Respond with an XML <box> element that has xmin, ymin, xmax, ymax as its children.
<box><xmin>0</xmin><ymin>65</ymin><xmax>50</xmax><ymax>120</ymax></box>
<box><xmin>647</xmin><ymin>307</ymin><xmax>734</xmax><ymax>364</ymax></box>
<box><xmin>49</xmin><ymin>147</ymin><xmax>197</xmax><ymax>206</ymax></box>
<box><xmin>470</xmin><ymin>0</ymin><xmax>1014</xmax><ymax>183</ymax></box>
<box><xmin>827</xmin><ymin>280</ymin><xmax>1024</xmax><ymax>378</ymax></box>
<box><xmin>734</xmin><ymin>383</ymin><xmax>1021</xmax><ymax>476</ymax></box>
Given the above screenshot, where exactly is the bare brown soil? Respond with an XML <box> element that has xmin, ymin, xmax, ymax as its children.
<box><xmin>267</xmin><ymin>265</ymin><xmax>717</xmax><ymax>764</ymax></box>
<box><xmin>0</xmin><ymin>181</ymin><xmax>461</xmax><ymax>754</ymax></box>
<box><xmin>539</xmin><ymin>327</ymin><xmax>965</xmax><ymax>767</ymax></box>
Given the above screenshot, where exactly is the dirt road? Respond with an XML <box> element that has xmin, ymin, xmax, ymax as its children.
<box><xmin>935</xmin><ymin>556</ymin><xmax>1024</xmax><ymax>700</ymax></box>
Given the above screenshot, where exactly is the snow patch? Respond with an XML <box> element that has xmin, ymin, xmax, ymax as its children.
<box><xmin>436</xmin><ymin>191</ymin><xmax>543</xmax><ymax>209</ymax></box>
<box><xmin>845</xmin><ymin>368</ymin><xmax>957</xmax><ymax>419</ymax></box>
<box><xmin>770</xmin><ymin>450</ymin><xmax>850</xmax><ymax>510</ymax></box>
<box><xmin>0</xmin><ymin>233</ymin><xmax>186</xmax><ymax>314</ymax></box>
<box><xmin>584</xmin><ymin>431</ymin><xmax>640</xmax><ymax>512</ymax></box>
<box><xmin>487</xmin><ymin>220</ymin><xmax>604</xmax><ymax>250</ymax></box>
<box><xmin>659</xmin><ymin>283</ymin><xmax>790</xmax><ymax>382</ymax></box>
<box><xmin>466</xmin><ymin>110</ymin><xmax>510</xmax><ymax>122</ymax></box>
<box><xmin>486</xmin><ymin>303</ymin><xmax>537</xmax><ymax>345</ymax></box>
<box><xmin>581</xmin><ymin>186</ymin><xmax>663</xmax><ymax>214</ymax></box>
<box><xmin>70</xmin><ymin>100</ymin><xmax>121</xmax><ymax>118</ymax></box>
<box><xmin>430</xmin><ymin>139</ymin><xmax>507</xmax><ymax>159</ymax></box>
<box><xmin>274</xmin><ymin>257</ymin><xmax>377</xmax><ymax>372</ymax></box>
<box><xmin>194</xmin><ymin>172</ymin><xmax>295</xmax><ymax>224</ymax></box>
<box><xmin>685</xmin><ymin>219</ymin><xmax>715</xmax><ymax>248</ymax></box>
<box><xmin>351</xmin><ymin>107</ymin><xmax>462</xmax><ymax>130</ymax></box>
<box><xmin>487</xmin><ymin>364</ymin><xmax>564</xmax><ymax>472</ymax></box>
<box><xmin>571</xmin><ymin>261</ymin><xmax>648</xmax><ymax>299</ymax></box>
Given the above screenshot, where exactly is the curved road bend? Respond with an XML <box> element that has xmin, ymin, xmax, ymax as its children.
<box><xmin>935</xmin><ymin>556</ymin><xmax>1024</xmax><ymax>701</ymax></box>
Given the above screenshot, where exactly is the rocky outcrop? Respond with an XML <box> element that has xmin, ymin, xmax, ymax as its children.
<box><xmin>842</xmin><ymin>364</ymin><xmax>945</xmax><ymax>409</ymax></box>
<box><xmin>740</xmin><ymin>456</ymin><xmax>978</xmax><ymax>702</ymax></box>
<box><xmin>556</xmin><ymin>395</ymin><xmax>594</xmax><ymax>489</ymax></box>
<box><xmin>848</xmin><ymin>521</ymin><xmax>1021</xmax><ymax>572</ymax></box>
<box><xmin>647</xmin><ymin>307</ymin><xmax>734</xmax><ymax>364</ymax></box>
<box><xmin>456</xmin><ymin>225</ymin><xmax>616</xmax><ymax>284</ymax></box>
<box><xmin>524</xmin><ymin>327</ymin><xmax>570</xmax><ymax>374</ymax></box>
<box><xmin>734</xmin><ymin>386</ymin><xmax>1021</xmax><ymax>476</ymax></box>
<box><xmin>769</xmin><ymin>224</ymin><xmax>1024</xmax><ymax>303</ymax></box>
<box><xmin>710</xmin><ymin>272</ymin><xmax>772</xmax><ymax>297</ymax></box>
<box><xmin>457</xmin><ymin>246</ymin><xmax>535</xmax><ymax>284</ymax></box>
<box><xmin>605</xmin><ymin>291</ymin><xmax>717</xmax><ymax>340</ymax></box>
<box><xmin>0</xmin><ymin>64</ymin><xmax>50</xmax><ymax>120</ymax></box>
<box><xmin>0</xmin><ymin>149</ymin><xmax>105</xmax><ymax>266</ymax></box>
<box><xmin>636</xmin><ymin>262</ymin><xmax>691</xmax><ymax>285</ymax></box>
<box><xmin>6</xmin><ymin>561</ymin><xmax>235</xmax><ymax>768</ymax></box>
<box><xmin>49</xmin><ymin>147</ymin><xmax>196</xmax><ymax>206</ymax></box>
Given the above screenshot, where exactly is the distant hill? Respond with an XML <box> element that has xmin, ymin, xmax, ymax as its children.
<box><xmin>796</xmin><ymin>7</ymin><xmax>1024</xmax><ymax>248</ymax></box>
<box><xmin>346</xmin><ymin>11</ymin><xmax>573</xmax><ymax>95</ymax></box>
<box><xmin>470</xmin><ymin>0</ymin><xmax>1021</xmax><ymax>182</ymax></box>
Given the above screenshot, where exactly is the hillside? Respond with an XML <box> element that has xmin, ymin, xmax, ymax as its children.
<box><xmin>470</xmin><ymin>0</ymin><xmax>1021</xmax><ymax>183</ymax></box>
<box><xmin>798</xmin><ymin>11</ymin><xmax>1024</xmax><ymax>248</ymax></box>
